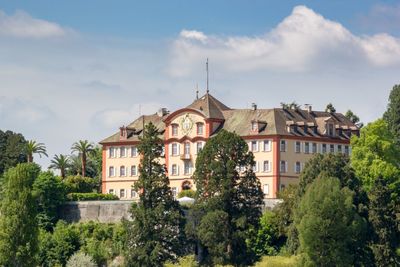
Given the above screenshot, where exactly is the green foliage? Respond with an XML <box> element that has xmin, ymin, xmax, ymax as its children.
<box><xmin>165</xmin><ymin>255</ymin><xmax>198</xmax><ymax>267</ymax></box>
<box><xmin>325</xmin><ymin>103</ymin><xmax>336</xmax><ymax>113</ymax></box>
<box><xmin>368</xmin><ymin>177</ymin><xmax>400</xmax><ymax>266</ymax></box>
<box><xmin>0</xmin><ymin>130</ymin><xmax>27</xmax><ymax>175</ymax></box>
<box><xmin>49</xmin><ymin>154</ymin><xmax>70</xmax><ymax>179</ymax></box>
<box><xmin>254</xmin><ymin>255</ymin><xmax>299</xmax><ymax>267</ymax></box>
<box><xmin>178</xmin><ymin>189</ymin><xmax>196</xmax><ymax>198</ymax></box>
<box><xmin>249</xmin><ymin>210</ymin><xmax>282</xmax><ymax>257</ymax></box>
<box><xmin>38</xmin><ymin>221</ymin><xmax>80</xmax><ymax>267</ymax></box>
<box><xmin>67</xmin><ymin>192</ymin><xmax>119</xmax><ymax>201</ymax></box>
<box><xmin>192</xmin><ymin>129</ymin><xmax>264</xmax><ymax>266</ymax></box>
<box><xmin>280</xmin><ymin>102</ymin><xmax>300</xmax><ymax>110</ymax></box>
<box><xmin>345</xmin><ymin>109</ymin><xmax>363</xmax><ymax>128</ymax></box>
<box><xmin>33</xmin><ymin>171</ymin><xmax>66</xmax><ymax>230</ymax></box>
<box><xmin>295</xmin><ymin>176</ymin><xmax>364</xmax><ymax>267</ymax></box>
<box><xmin>26</xmin><ymin>140</ymin><xmax>48</xmax><ymax>163</ymax></box>
<box><xmin>63</xmin><ymin>175</ymin><xmax>98</xmax><ymax>193</ymax></box>
<box><xmin>66</xmin><ymin>251</ymin><xmax>96</xmax><ymax>267</ymax></box>
<box><xmin>125</xmin><ymin>122</ymin><xmax>186</xmax><ymax>267</ymax></box>
<box><xmin>383</xmin><ymin>84</ymin><xmax>400</xmax><ymax>144</ymax></box>
<box><xmin>0</xmin><ymin>163</ymin><xmax>40</xmax><ymax>267</ymax></box>
<box><xmin>351</xmin><ymin>119</ymin><xmax>400</xmax><ymax>193</ymax></box>
<box><xmin>70</xmin><ymin>140</ymin><xmax>96</xmax><ymax>178</ymax></box>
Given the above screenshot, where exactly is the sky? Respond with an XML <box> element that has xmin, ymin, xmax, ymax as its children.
<box><xmin>0</xmin><ymin>1</ymin><xmax>400</xmax><ymax>168</ymax></box>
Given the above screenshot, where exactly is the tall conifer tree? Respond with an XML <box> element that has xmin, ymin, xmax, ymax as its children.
<box><xmin>124</xmin><ymin>122</ymin><xmax>186</xmax><ymax>267</ymax></box>
<box><xmin>0</xmin><ymin>163</ymin><xmax>40</xmax><ymax>266</ymax></box>
<box><xmin>192</xmin><ymin>129</ymin><xmax>264</xmax><ymax>266</ymax></box>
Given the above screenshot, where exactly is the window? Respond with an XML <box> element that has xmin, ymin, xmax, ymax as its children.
<box><xmin>263</xmin><ymin>160</ymin><xmax>270</xmax><ymax>172</ymax></box>
<box><xmin>197</xmin><ymin>123</ymin><xmax>204</xmax><ymax>135</ymax></box>
<box><xmin>263</xmin><ymin>140</ymin><xmax>271</xmax><ymax>152</ymax></box>
<box><xmin>172</xmin><ymin>124</ymin><xmax>178</xmax><ymax>136</ymax></box>
<box><xmin>295</xmin><ymin>141</ymin><xmax>301</xmax><ymax>153</ymax></box>
<box><xmin>131</xmin><ymin>189</ymin><xmax>137</xmax><ymax>198</ymax></box>
<box><xmin>330</xmin><ymin>144</ymin><xmax>335</xmax><ymax>153</ymax></box>
<box><xmin>196</xmin><ymin>142</ymin><xmax>203</xmax><ymax>153</ymax></box>
<box><xmin>251</xmin><ymin>141</ymin><xmax>258</xmax><ymax>152</ymax></box>
<box><xmin>131</xmin><ymin>146</ymin><xmax>137</xmax><ymax>157</ymax></box>
<box><xmin>304</xmin><ymin>142</ymin><xmax>310</xmax><ymax>154</ymax></box>
<box><xmin>171</xmin><ymin>187</ymin><xmax>178</xmax><ymax>197</ymax></box>
<box><xmin>344</xmin><ymin>145</ymin><xmax>349</xmax><ymax>156</ymax></box>
<box><xmin>337</xmin><ymin>145</ymin><xmax>342</xmax><ymax>154</ymax></box>
<box><xmin>184</xmin><ymin>161</ymin><xmax>191</xmax><ymax>175</ymax></box>
<box><xmin>184</xmin><ymin>142</ymin><xmax>190</xmax><ymax>155</ymax></box>
<box><xmin>327</xmin><ymin>123</ymin><xmax>335</xmax><ymax>136</ymax></box>
<box><xmin>263</xmin><ymin>184</ymin><xmax>269</xmax><ymax>195</ymax></box>
<box><xmin>252</xmin><ymin>162</ymin><xmax>258</xmax><ymax>172</ymax></box>
<box><xmin>109</xmin><ymin>189</ymin><xmax>114</xmax><ymax>194</ymax></box>
<box><xmin>120</xmin><ymin>166</ymin><xmax>126</xmax><ymax>176</ymax></box>
<box><xmin>312</xmin><ymin>143</ymin><xmax>317</xmax><ymax>154</ymax></box>
<box><xmin>131</xmin><ymin>165</ymin><xmax>137</xmax><ymax>176</ymax></box>
<box><xmin>280</xmin><ymin>161</ymin><xmax>287</xmax><ymax>173</ymax></box>
<box><xmin>120</xmin><ymin>189</ymin><xmax>125</xmax><ymax>198</ymax></box>
<box><xmin>109</xmin><ymin>147</ymin><xmax>115</xmax><ymax>158</ymax></box>
<box><xmin>109</xmin><ymin>166</ymin><xmax>115</xmax><ymax>177</ymax></box>
<box><xmin>280</xmin><ymin>140</ymin><xmax>287</xmax><ymax>152</ymax></box>
<box><xmin>172</xmin><ymin>143</ymin><xmax>178</xmax><ymax>156</ymax></box>
<box><xmin>120</xmin><ymin>147</ymin><xmax>126</xmax><ymax>157</ymax></box>
<box><xmin>322</xmin><ymin>144</ymin><xmax>327</xmax><ymax>154</ymax></box>
<box><xmin>251</xmin><ymin>121</ymin><xmax>258</xmax><ymax>131</ymax></box>
<box><xmin>295</xmin><ymin>162</ymin><xmax>301</xmax><ymax>174</ymax></box>
<box><xmin>171</xmin><ymin>164</ymin><xmax>178</xmax><ymax>175</ymax></box>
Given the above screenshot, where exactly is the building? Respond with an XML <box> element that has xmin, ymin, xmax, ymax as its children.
<box><xmin>99</xmin><ymin>93</ymin><xmax>359</xmax><ymax>199</ymax></box>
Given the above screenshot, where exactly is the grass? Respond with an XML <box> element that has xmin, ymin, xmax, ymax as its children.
<box><xmin>255</xmin><ymin>255</ymin><xmax>299</xmax><ymax>267</ymax></box>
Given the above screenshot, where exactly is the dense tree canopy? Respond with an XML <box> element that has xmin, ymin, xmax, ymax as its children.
<box><xmin>296</xmin><ymin>176</ymin><xmax>365</xmax><ymax>267</ymax></box>
<box><xmin>192</xmin><ymin>129</ymin><xmax>264</xmax><ymax>266</ymax></box>
<box><xmin>0</xmin><ymin>163</ymin><xmax>40</xmax><ymax>266</ymax></box>
<box><xmin>383</xmin><ymin>84</ymin><xmax>400</xmax><ymax>144</ymax></box>
<box><xmin>124</xmin><ymin>122</ymin><xmax>186</xmax><ymax>267</ymax></box>
<box><xmin>0</xmin><ymin>130</ymin><xmax>27</xmax><ymax>175</ymax></box>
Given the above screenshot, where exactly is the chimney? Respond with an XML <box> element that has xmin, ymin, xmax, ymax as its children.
<box><xmin>120</xmin><ymin>126</ymin><xmax>127</xmax><ymax>140</ymax></box>
<box><xmin>157</xmin><ymin>108</ymin><xmax>169</xmax><ymax>117</ymax></box>
<box><xmin>304</xmin><ymin>104</ymin><xmax>312</xmax><ymax>112</ymax></box>
<box><xmin>251</xmin><ymin>103</ymin><xmax>257</xmax><ymax>110</ymax></box>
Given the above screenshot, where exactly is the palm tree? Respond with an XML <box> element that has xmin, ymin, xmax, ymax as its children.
<box><xmin>49</xmin><ymin>154</ymin><xmax>70</xmax><ymax>179</ymax></box>
<box><xmin>71</xmin><ymin>140</ymin><xmax>95</xmax><ymax>177</ymax></box>
<box><xmin>26</xmin><ymin>140</ymin><xmax>48</xmax><ymax>163</ymax></box>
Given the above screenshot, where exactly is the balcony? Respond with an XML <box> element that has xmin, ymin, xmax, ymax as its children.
<box><xmin>180</xmin><ymin>154</ymin><xmax>191</xmax><ymax>160</ymax></box>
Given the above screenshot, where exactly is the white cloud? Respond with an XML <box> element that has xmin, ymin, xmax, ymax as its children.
<box><xmin>0</xmin><ymin>10</ymin><xmax>66</xmax><ymax>38</ymax></box>
<box><xmin>168</xmin><ymin>5</ymin><xmax>400</xmax><ymax>76</ymax></box>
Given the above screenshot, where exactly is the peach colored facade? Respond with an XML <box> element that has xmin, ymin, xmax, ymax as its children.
<box><xmin>100</xmin><ymin>94</ymin><xmax>357</xmax><ymax>199</ymax></box>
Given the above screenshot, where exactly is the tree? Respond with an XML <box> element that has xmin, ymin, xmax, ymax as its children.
<box><xmin>33</xmin><ymin>171</ymin><xmax>66</xmax><ymax>230</ymax></box>
<box><xmin>192</xmin><ymin>129</ymin><xmax>264</xmax><ymax>265</ymax></box>
<box><xmin>71</xmin><ymin>140</ymin><xmax>95</xmax><ymax>177</ymax></box>
<box><xmin>63</xmin><ymin>175</ymin><xmax>97</xmax><ymax>193</ymax></box>
<box><xmin>325</xmin><ymin>103</ymin><xmax>336</xmax><ymax>113</ymax></box>
<box><xmin>66</xmin><ymin>252</ymin><xmax>96</xmax><ymax>267</ymax></box>
<box><xmin>383</xmin><ymin>84</ymin><xmax>400</xmax><ymax>144</ymax></box>
<box><xmin>351</xmin><ymin>119</ymin><xmax>400</xmax><ymax>193</ymax></box>
<box><xmin>280</xmin><ymin>102</ymin><xmax>300</xmax><ymax>109</ymax></box>
<box><xmin>26</xmin><ymin>140</ymin><xmax>48</xmax><ymax>163</ymax></box>
<box><xmin>295</xmin><ymin>176</ymin><xmax>363</xmax><ymax>267</ymax></box>
<box><xmin>0</xmin><ymin>130</ymin><xmax>27</xmax><ymax>175</ymax></box>
<box><xmin>49</xmin><ymin>154</ymin><xmax>70</xmax><ymax>179</ymax></box>
<box><xmin>345</xmin><ymin>110</ymin><xmax>363</xmax><ymax>128</ymax></box>
<box><xmin>368</xmin><ymin>177</ymin><xmax>400</xmax><ymax>266</ymax></box>
<box><xmin>124</xmin><ymin>122</ymin><xmax>186</xmax><ymax>267</ymax></box>
<box><xmin>0</xmin><ymin>163</ymin><xmax>40</xmax><ymax>266</ymax></box>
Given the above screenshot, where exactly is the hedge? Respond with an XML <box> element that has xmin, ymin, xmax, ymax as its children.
<box><xmin>67</xmin><ymin>193</ymin><xmax>119</xmax><ymax>201</ymax></box>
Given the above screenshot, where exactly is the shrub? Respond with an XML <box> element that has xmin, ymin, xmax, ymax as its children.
<box><xmin>178</xmin><ymin>189</ymin><xmax>196</xmax><ymax>199</ymax></box>
<box><xmin>67</xmin><ymin>192</ymin><xmax>119</xmax><ymax>201</ymax></box>
<box><xmin>165</xmin><ymin>255</ymin><xmax>198</xmax><ymax>267</ymax></box>
<box><xmin>66</xmin><ymin>252</ymin><xmax>96</xmax><ymax>267</ymax></box>
<box><xmin>63</xmin><ymin>175</ymin><xmax>97</xmax><ymax>194</ymax></box>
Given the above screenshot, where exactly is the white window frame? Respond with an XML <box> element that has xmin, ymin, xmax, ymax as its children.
<box><xmin>184</xmin><ymin>142</ymin><xmax>190</xmax><ymax>155</ymax></box>
<box><xmin>120</xmin><ymin>147</ymin><xmax>126</xmax><ymax>158</ymax></box>
<box><xmin>109</xmin><ymin>147</ymin><xmax>115</xmax><ymax>158</ymax></box>
<box><xmin>263</xmin><ymin>160</ymin><xmax>271</xmax><ymax>172</ymax></box>
<box><xmin>131</xmin><ymin>189</ymin><xmax>137</xmax><ymax>198</ymax></box>
<box><xmin>184</xmin><ymin>161</ymin><xmax>191</xmax><ymax>175</ymax></box>
<box><xmin>280</xmin><ymin>140</ymin><xmax>287</xmax><ymax>152</ymax></box>
<box><xmin>131</xmin><ymin>165</ymin><xmax>137</xmax><ymax>176</ymax></box>
<box><xmin>337</xmin><ymin>144</ymin><xmax>342</xmax><ymax>154</ymax></box>
<box><xmin>252</xmin><ymin>161</ymin><xmax>259</xmax><ymax>173</ymax></box>
<box><xmin>131</xmin><ymin>146</ymin><xmax>138</xmax><ymax>157</ymax></box>
<box><xmin>171</xmin><ymin>124</ymin><xmax>178</xmax><ymax>136</ymax></box>
<box><xmin>295</xmin><ymin>161</ymin><xmax>301</xmax><ymax>174</ymax></box>
<box><xmin>263</xmin><ymin>140</ymin><xmax>271</xmax><ymax>152</ymax></box>
<box><xmin>171</xmin><ymin>187</ymin><xmax>178</xmax><ymax>197</ymax></box>
<box><xmin>109</xmin><ymin>166</ymin><xmax>115</xmax><ymax>177</ymax></box>
<box><xmin>304</xmin><ymin>142</ymin><xmax>310</xmax><ymax>154</ymax></box>
<box><xmin>109</xmin><ymin>189</ymin><xmax>114</xmax><ymax>194</ymax></box>
<box><xmin>330</xmin><ymin>144</ymin><xmax>335</xmax><ymax>153</ymax></box>
<box><xmin>171</xmin><ymin>143</ymin><xmax>178</xmax><ymax>156</ymax></box>
<box><xmin>250</xmin><ymin>141</ymin><xmax>258</xmax><ymax>152</ymax></box>
<box><xmin>196</xmin><ymin>142</ymin><xmax>203</xmax><ymax>154</ymax></box>
<box><xmin>322</xmin><ymin>144</ymin><xmax>327</xmax><ymax>154</ymax></box>
<box><xmin>295</xmin><ymin>141</ymin><xmax>301</xmax><ymax>153</ymax></box>
<box><xmin>197</xmin><ymin>123</ymin><xmax>204</xmax><ymax>135</ymax></box>
<box><xmin>120</xmin><ymin>189</ymin><xmax>125</xmax><ymax>198</ymax></box>
<box><xmin>280</xmin><ymin>161</ymin><xmax>287</xmax><ymax>173</ymax></box>
<box><xmin>171</xmin><ymin>164</ymin><xmax>178</xmax><ymax>176</ymax></box>
<box><xmin>344</xmin><ymin>145</ymin><xmax>350</xmax><ymax>156</ymax></box>
<box><xmin>312</xmin><ymin>143</ymin><xmax>317</xmax><ymax>154</ymax></box>
<box><xmin>120</xmin><ymin>166</ymin><xmax>126</xmax><ymax>177</ymax></box>
<box><xmin>263</xmin><ymin>184</ymin><xmax>270</xmax><ymax>195</ymax></box>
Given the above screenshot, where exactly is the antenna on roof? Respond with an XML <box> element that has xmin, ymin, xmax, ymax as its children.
<box><xmin>196</xmin><ymin>83</ymin><xmax>199</xmax><ymax>100</ymax></box>
<box><xmin>206</xmin><ymin>58</ymin><xmax>209</xmax><ymax>94</ymax></box>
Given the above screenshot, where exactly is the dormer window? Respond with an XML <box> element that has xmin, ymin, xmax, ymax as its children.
<box><xmin>327</xmin><ymin>123</ymin><xmax>335</xmax><ymax>136</ymax></box>
<box><xmin>197</xmin><ymin>123</ymin><xmax>204</xmax><ymax>135</ymax></box>
<box><xmin>171</xmin><ymin>124</ymin><xmax>178</xmax><ymax>136</ymax></box>
<box><xmin>251</xmin><ymin>121</ymin><xmax>258</xmax><ymax>132</ymax></box>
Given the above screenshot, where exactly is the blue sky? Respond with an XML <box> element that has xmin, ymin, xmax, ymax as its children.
<box><xmin>0</xmin><ymin>1</ymin><xmax>400</xmax><ymax>168</ymax></box>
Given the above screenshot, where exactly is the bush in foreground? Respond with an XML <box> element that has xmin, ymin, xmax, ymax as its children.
<box><xmin>66</xmin><ymin>252</ymin><xmax>96</xmax><ymax>267</ymax></box>
<box><xmin>67</xmin><ymin>192</ymin><xmax>119</xmax><ymax>201</ymax></box>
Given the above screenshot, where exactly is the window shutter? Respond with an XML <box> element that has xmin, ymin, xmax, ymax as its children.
<box><xmin>177</xmin><ymin>165</ymin><xmax>180</xmax><ymax>175</ymax></box>
<box><xmin>177</xmin><ymin>143</ymin><xmax>181</xmax><ymax>155</ymax></box>
<box><xmin>248</xmin><ymin>142</ymin><xmax>252</xmax><ymax>151</ymax></box>
<box><xmin>169</xmin><ymin>144</ymin><xmax>172</xmax><ymax>156</ymax></box>
<box><xmin>269</xmin><ymin>161</ymin><xmax>272</xmax><ymax>172</ymax></box>
<box><xmin>285</xmin><ymin>161</ymin><xmax>288</xmax><ymax>173</ymax></box>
